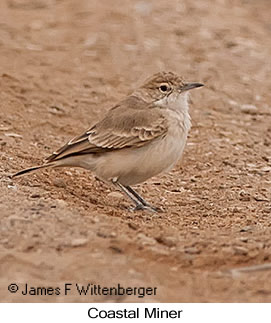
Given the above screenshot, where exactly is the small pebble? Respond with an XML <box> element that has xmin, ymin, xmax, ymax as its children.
<box><xmin>128</xmin><ymin>222</ymin><xmax>139</xmax><ymax>230</ymax></box>
<box><xmin>70</xmin><ymin>238</ymin><xmax>88</xmax><ymax>247</ymax></box>
<box><xmin>55</xmin><ymin>199</ymin><xmax>67</xmax><ymax>208</ymax></box>
<box><xmin>109</xmin><ymin>245</ymin><xmax>123</xmax><ymax>253</ymax></box>
<box><xmin>4</xmin><ymin>132</ymin><xmax>22</xmax><ymax>138</ymax></box>
<box><xmin>156</xmin><ymin>235</ymin><xmax>177</xmax><ymax>247</ymax></box>
<box><xmin>137</xmin><ymin>233</ymin><xmax>156</xmax><ymax>246</ymax></box>
<box><xmin>53</xmin><ymin>178</ymin><xmax>66</xmax><ymax>188</ymax></box>
<box><xmin>240</xmin><ymin>226</ymin><xmax>253</xmax><ymax>232</ymax></box>
<box><xmin>233</xmin><ymin>246</ymin><xmax>248</xmax><ymax>256</ymax></box>
<box><xmin>185</xmin><ymin>247</ymin><xmax>201</xmax><ymax>255</ymax></box>
<box><xmin>240</xmin><ymin>104</ymin><xmax>257</xmax><ymax>115</ymax></box>
<box><xmin>30</xmin><ymin>193</ymin><xmax>41</xmax><ymax>198</ymax></box>
<box><xmin>107</xmin><ymin>191</ymin><xmax>123</xmax><ymax>199</ymax></box>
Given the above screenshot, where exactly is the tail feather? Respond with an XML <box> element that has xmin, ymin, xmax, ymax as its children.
<box><xmin>11</xmin><ymin>163</ymin><xmax>55</xmax><ymax>178</ymax></box>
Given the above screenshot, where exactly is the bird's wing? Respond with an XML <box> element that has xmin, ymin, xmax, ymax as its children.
<box><xmin>45</xmin><ymin>99</ymin><xmax>168</xmax><ymax>163</ymax></box>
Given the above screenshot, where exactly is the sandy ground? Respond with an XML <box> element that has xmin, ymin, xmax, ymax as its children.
<box><xmin>1</xmin><ymin>0</ymin><xmax>271</xmax><ymax>302</ymax></box>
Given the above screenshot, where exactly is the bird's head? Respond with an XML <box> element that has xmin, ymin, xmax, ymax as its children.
<box><xmin>134</xmin><ymin>71</ymin><xmax>204</xmax><ymax>108</ymax></box>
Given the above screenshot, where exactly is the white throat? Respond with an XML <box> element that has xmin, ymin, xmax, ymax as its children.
<box><xmin>155</xmin><ymin>92</ymin><xmax>189</xmax><ymax>113</ymax></box>
<box><xmin>155</xmin><ymin>92</ymin><xmax>191</xmax><ymax>134</ymax></box>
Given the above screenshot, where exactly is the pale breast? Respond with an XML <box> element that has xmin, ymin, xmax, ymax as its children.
<box><xmin>93</xmin><ymin>116</ymin><xmax>189</xmax><ymax>186</ymax></box>
<box><xmin>92</xmin><ymin>98</ymin><xmax>191</xmax><ymax>186</ymax></box>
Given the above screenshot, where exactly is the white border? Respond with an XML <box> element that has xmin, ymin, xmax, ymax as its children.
<box><xmin>0</xmin><ymin>303</ymin><xmax>269</xmax><ymax>323</ymax></box>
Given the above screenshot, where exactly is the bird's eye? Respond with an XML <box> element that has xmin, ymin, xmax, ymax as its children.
<box><xmin>159</xmin><ymin>84</ymin><xmax>170</xmax><ymax>93</ymax></box>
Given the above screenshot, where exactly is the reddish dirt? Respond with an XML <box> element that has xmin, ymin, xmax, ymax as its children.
<box><xmin>1</xmin><ymin>0</ymin><xmax>271</xmax><ymax>302</ymax></box>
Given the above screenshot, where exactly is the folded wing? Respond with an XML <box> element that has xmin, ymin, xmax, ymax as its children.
<box><xmin>45</xmin><ymin>97</ymin><xmax>168</xmax><ymax>163</ymax></box>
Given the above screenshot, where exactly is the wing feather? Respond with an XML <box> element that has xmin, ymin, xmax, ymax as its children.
<box><xmin>45</xmin><ymin>97</ymin><xmax>168</xmax><ymax>163</ymax></box>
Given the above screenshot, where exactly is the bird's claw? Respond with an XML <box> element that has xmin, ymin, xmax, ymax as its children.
<box><xmin>131</xmin><ymin>204</ymin><xmax>163</xmax><ymax>213</ymax></box>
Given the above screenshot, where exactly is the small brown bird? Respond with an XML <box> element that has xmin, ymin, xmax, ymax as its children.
<box><xmin>12</xmin><ymin>72</ymin><xmax>203</xmax><ymax>211</ymax></box>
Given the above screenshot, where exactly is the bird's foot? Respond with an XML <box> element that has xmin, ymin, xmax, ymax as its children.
<box><xmin>131</xmin><ymin>203</ymin><xmax>163</xmax><ymax>213</ymax></box>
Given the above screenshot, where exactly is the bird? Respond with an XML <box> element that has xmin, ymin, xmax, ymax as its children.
<box><xmin>12</xmin><ymin>71</ymin><xmax>204</xmax><ymax>212</ymax></box>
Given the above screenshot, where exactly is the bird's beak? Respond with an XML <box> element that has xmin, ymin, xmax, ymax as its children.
<box><xmin>181</xmin><ymin>83</ymin><xmax>204</xmax><ymax>92</ymax></box>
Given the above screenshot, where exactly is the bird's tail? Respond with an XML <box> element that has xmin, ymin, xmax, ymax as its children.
<box><xmin>11</xmin><ymin>163</ymin><xmax>55</xmax><ymax>178</ymax></box>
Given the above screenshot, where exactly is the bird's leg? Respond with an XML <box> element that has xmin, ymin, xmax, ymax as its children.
<box><xmin>125</xmin><ymin>186</ymin><xmax>163</xmax><ymax>213</ymax></box>
<box><xmin>113</xmin><ymin>181</ymin><xmax>145</xmax><ymax>210</ymax></box>
<box><xmin>113</xmin><ymin>181</ymin><xmax>159</xmax><ymax>213</ymax></box>
<box><xmin>125</xmin><ymin>185</ymin><xmax>151</xmax><ymax>207</ymax></box>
